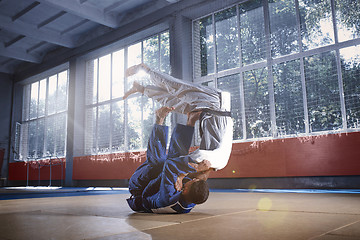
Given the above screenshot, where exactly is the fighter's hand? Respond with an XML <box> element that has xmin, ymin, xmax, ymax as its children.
<box><xmin>197</xmin><ymin>160</ymin><xmax>211</xmax><ymax>172</ymax></box>
<box><xmin>156</xmin><ymin>106</ymin><xmax>175</xmax><ymax>125</ymax></box>
<box><xmin>189</xmin><ymin>160</ymin><xmax>211</xmax><ymax>172</ymax></box>
<box><xmin>186</xmin><ymin>110</ymin><xmax>202</xmax><ymax>127</ymax></box>
<box><xmin>175</xmin><ymin>174</ymin><xmax>186</xmax><ymax>191</ymax></box>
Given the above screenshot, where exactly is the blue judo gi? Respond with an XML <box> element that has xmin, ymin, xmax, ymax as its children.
<box><xmin>127</xmin><ymin>124</ymin><xmax>198</xmax><ymax>213</ymax></box>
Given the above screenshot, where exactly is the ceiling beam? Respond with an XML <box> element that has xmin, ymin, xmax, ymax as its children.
<box><xmin>61</xmin><ymin>19</ymin><xmax>89</xmax><ymax>35</ymax></box>
<box><xmin>103</xmin><ymin>0</ymin><xmax>132</xmax><ymax>13</ymax></box>
<box><xmin>0</xmin><ymin>44</ymin><xmax>42</xmax><ymax>63</ymax></box>
<box><xmin>37</xmin><ymin>11</ymin><xmax>67</xmax><ymax>29</ymax></box>
<box><xmin>37</xmin><ymin>0</ymin><xmax>119</xmax><ymax>28</ymax></box>
<box><xmin>4</xmin><ymin>35</ymin><xmax>25</xmax><ymax>48</ymax></box>
<box><xmin>117</xmin><ymin>0</ymin><xmax>170</xmax><ymax>26</ymax></box>
<box><xmin>12</xmin><ymin>2</ymin><xmax>40</xmax><ymax>21</ymax></box>
<box><xmin>0</xmin><ymin>15</ymin><xmax>77</xmax><ymax>48</ymax></box>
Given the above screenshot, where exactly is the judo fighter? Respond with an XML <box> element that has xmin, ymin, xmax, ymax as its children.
<box><xmin>124</xmin><ymin>63</ymin><xmax>234</xmax><ymax>171</ymax></box>
<box><xmin>127</xmin><ymin>106</ymin><xmax>212</xmax><ymax>213</ymax></box>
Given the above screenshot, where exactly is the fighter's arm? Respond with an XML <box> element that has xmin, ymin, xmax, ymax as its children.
<box><xmin>142</xmin><ymin>155</ymin><xmax>198</xmax><ymax>209</ymax></box>
<box><xmin>174</xmin><ymin>160</ymin><xmax>212</xmax><ymax>191</ymax></box>
<box><xmin>143</xmin><ymin>111</ymin><xmax>201</xmax><ymax>209</ymax></box>
<box><xmin>189</xmin><ymin>118</ymin><xmax>234</xmax><ymax>170</ymax></box>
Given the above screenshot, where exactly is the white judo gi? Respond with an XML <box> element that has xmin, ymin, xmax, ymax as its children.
<box><xmin>130</xmin><ymin>64</ymin><xmax>233</xmax><ymax>170</ymax></box>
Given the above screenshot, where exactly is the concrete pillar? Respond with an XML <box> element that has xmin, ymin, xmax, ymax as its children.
<box><xmin>170</xmin><ymin>13</ymin><xmax>193</xmax><ymax>125</ymax></box>
<box><xmin>65</xmin><ymin>58</ymin><xmax>86</xmax><ymax>186</ymax></box>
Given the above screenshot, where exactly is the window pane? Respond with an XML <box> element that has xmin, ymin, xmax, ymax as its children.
<box><xmin>340</xmin><ymin>46</ymin><xmax>360</xmax><ymax>128</ymax></box>
<box><xmin>93</xmin><ymin>59</ymin><xmax>98</xmax><ymax>104</ymax></box>
<box><xmin>48</xmin><ymin>75</ymin><xmax>57</xmax><ymax>115</ymax></box>
<box><xmin>218</xmin><ymin>74</ymin><xmax>243</xmax><ymax>140</ymax></box>
<box><xmin>112</xmin><ymin>100</ymin><xmax>125</xmax><ymax>152</ymax></box>
<box><xmin>239</xmin><ymin>0</ymin><xmax>266</xmax><ymax>65</ymax></box>
<box><xmin>243</xmin><ymin>68</ymin><xmax>271</xmax><ymax>138</ymax></box>
<box><xmin>36</xmin><ymin>119</ymin><xmax>45</xmax><ymax>158</ymax></box>
<box><xmin>335</xmin><ymin>0</ymin><xmax>360</xmax><ymax>42</ymax></box>
<box><xmin>57</xmin><ymin>71</ymin><xmax>68</xmax><ymax>112</ymax></box>
<box><xmin>160</xmin><ymin>32</ymin><xmax>170</xmax><ymax>74</ymax></box>
<box><xmin>127</xmin><ymin>42</ymin><xmax>142</xmax><ymax>92</ymax></box>
<box><xmin>128</xmin><ymin>42</ymin><xmax>142</xmax><ymax>68</ymax></box>
<box><xmin>98</xmin><ymin>104</ymin><xmax>110</xmax><ymax>153</ymax></box>
<box><xmin>20</xmin><ymin>122</ymin><xmax>29</xmax><ymax>159</ymax></box>
<box><xmin>91</xmin><ymin>108</ymin><xmax>97</xmax><ymax>155</ymax></box>
<box><xmin>215</xmin><ymin>6</ymin><xmax>239</xmax><ymax>72</ymax></box>
<box><xmin>84</xmin><ymin>108</ymin><xmax>96</xmax><ymax>155</ymax></box>
<box><xmin>273</xmin><ymin>60</ymin><xmax>305</xmax><ymax>135</ymax></box>
<box><xmin>98</xmin><ymin>54</ymin><xmax>111</xmax><ymax>102</ymax></box>
<box><xmin>28</xmin><ymin>121</ymin><xmax>37</xmax><ymax>159</ymax></box>
<box><xmin>21</xmin><ymin>68</ymin><xmax>69</xmax><ymax>160</ymax></box>
<box><xmin>46</xmin><ymin>115</ymin><xmax>56</xmax><ymax>156</ymax></box>
<box><xmin>194</xmin><ymin>15</ymin><xmax>215</xmax><ymax>77</ymax></box>
<box><xmin>86</xmin><ymin>59</ymin><xmax>98</xmax><ymax>105</ymax></box>
<box><xmin>38</xmin><ymin>79</ymin><xmax>46</xmax><ymax>117</ymax></box>
<box><xmin>143</xmin><ymin>35</ymin><xmax>159</xmax><ymax>70</ymax></box>
<box><xmin>298</xmin><ymin>0</ymin><xmax>334</xmax><ymax>50</ymax></box>
<box><xmin>112</xmin><ymin>49</ymin><xmax>125</xmax><ymax>99</ymax></box>
<box><xmin>55</xmin><ymin>112</ymin><xmax>67</xmax><ymax>157</ymax></box>
<box><xmin>30</xmin><ymin>82</ymin><xmax>38</xmax><ymax>119</ymax></box>
<box><xmin>269</xmin><ymin>0</ymin><xmax>299</xmax><ymax>57</ymax></box>
<box><xmin>22</xmin><ymin>85</ymin><xmax>31</xmax><ymax>121</ymax></box>
<box><xmin>142</xmin><ymin>97</ymin><xmax>154</xmax><ymax>148</ymax></box>
<box><xmin>128</xmin><ymin>97</ymin><xmax>142</xmax><ymax>150</ymax></box>
<box><xmin>304</xmin><ymin>51</ymin><xmax>342</xmax><ymax>132</ymax></box>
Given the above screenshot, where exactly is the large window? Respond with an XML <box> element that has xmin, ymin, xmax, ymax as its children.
<box><xmin>193</xmin><ymin>0</ymin><xmax>360</xmax><ymax>140</ymax></box>
<box><xmin>20</xmin><ymin>70</ymin><xmax>69</xmax><ymax>160</ymax></box>
<box><xmin>85</xmin><ymin>31</ymin><xmax>170</xmax><ymax>155</ymax></box>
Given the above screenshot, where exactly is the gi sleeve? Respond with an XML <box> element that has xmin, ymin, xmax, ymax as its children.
<box><xmin>189</xmin><ymin>116</ymin><xmax>234</xmax><ymax>170</ymax></box>
<box><xmin>142</xmin><ymin>124</ymin><xmax>197</xmax><ymax>210</ymax></box>
<box><xmin>146</xmin><ymin>124</ymin><xmax>169</xmax><ymax>166</ymax></box>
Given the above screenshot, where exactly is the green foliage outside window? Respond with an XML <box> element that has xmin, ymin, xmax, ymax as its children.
<box><xmin>194</xmin><ymin>0</ymin><xmax>360</xmax><ymax>140</ymax></box>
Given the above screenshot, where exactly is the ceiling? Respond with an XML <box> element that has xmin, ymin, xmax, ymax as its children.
<box><xmin>0</xmin><ymin>0</ymin><xmax>181</xmax><ymax>76</ymax></box>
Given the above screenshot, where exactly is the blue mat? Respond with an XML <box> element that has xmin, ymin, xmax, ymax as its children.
<box><xmin>0</xmin><ymin>187</ymin><xmax>129</xmax><ymax>200</ymax></box>
<box><xmin>1</xmin><ymin>187</ymin><xmax>359</xmax><ymax>200</ymax></box>
<box><xmin>210</xmin><ymin>189</ymin><xmax>360</xmax><ymax>194</ymax></box>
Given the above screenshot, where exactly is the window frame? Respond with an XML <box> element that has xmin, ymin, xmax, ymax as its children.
<box><xmin>192</xmin><ymin>0</ymin><xmax>360</xmax><ymax>142</ymax></box>
<box><xmin>85</xmin><ymin>31</ymin><xmax>171</xmax><ymax>155</ymax></box>
<box><xmin>20</xmin><ymin>64</ymin><xmax>69</xmax><ymax>161</ymax></box>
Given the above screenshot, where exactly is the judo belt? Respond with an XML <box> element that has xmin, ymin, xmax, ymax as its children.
<box><xmin>200</xmin><ymin>109</ymin><xmax>232</xmax><ymax>118</ymax></box>
<box><xmin>199</xmin><ymin>109</ymin><xmax>231</xmax><ymax>138</ymax></box>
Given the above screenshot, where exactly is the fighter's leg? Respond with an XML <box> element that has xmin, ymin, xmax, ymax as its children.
<box><xmin>129</xmin><ymin>106</ymin><xmax>174</xmax><ymax>194</ymax></box>
<box><xmin>125</xmin><ymin>64</ymin><xmax>222</xmax><ymax>113</ymax></box>
<box><xmin>122</xmin><ymin>81</ymin><xmax>145</xmax><ymax>100</ymax></box>
<box><xmin>166</xmin><ymin>111</ymin><xmax>201</xmax><ymax>159</ymax></box>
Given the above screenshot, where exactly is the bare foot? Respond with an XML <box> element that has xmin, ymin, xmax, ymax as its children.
<box><xmin>122</xmin><ymin>81</ymin><xmax>145</xmax><ymax>100</ymax></box>
<box><xmin>156</xmin><ymin>106</ymin><xmax>175</xmax><ymax>125</ymax></box>
<box><xmin>126</xmin><ymin>63</ymin><xmax>150</xmax><ymax>77</ymax></box>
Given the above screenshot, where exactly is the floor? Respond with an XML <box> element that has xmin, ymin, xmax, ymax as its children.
<box><xmin>0</xmin><ymin>187</ymin><xmax>359</xmax><ymax>240</ymax></box>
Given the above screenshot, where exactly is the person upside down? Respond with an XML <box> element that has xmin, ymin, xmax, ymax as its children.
<box><xmin>127</xmin><ymin>106</ymin><xmax>213</xmax><ymax>213</ymax></box>
<box><xmin>124</xmin><ymin>63</ymin><xmax>234</xmax><ymax>171</ymax></box>
<box><xmin>125</xmin><ymin>64</ymin><xmax>234</xmax><ymax>213</ymax></box>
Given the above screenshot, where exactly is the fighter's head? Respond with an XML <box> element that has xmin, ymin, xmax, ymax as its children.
<box><xmin>182</xmin><ymin>178</ymin><xmax>209</xmax><ymax>204</ymax></box>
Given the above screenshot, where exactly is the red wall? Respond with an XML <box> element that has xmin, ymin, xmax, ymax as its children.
<box><xmin>8</xmin><ymin>132</ymin><xmax>360</xmax><ymax>181</ymax></box>
<box><xmin>8</xmin><ymin>158</ymin><xmax>65</xmax><ymax>181</ymax></box>
<box><xmin>73</xmin><ymin>152</ymin><xmax>146</xmax><ymax>180</ymax></box>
